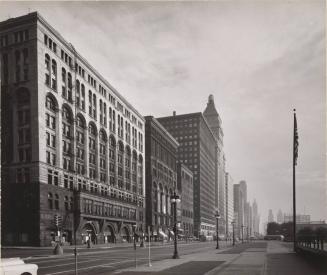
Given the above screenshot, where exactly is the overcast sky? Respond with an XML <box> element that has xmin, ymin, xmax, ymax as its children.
<box><xmin>1</xmin><ymin>1</ymin><xmax>325</xmax><ymax>230</ymax></box>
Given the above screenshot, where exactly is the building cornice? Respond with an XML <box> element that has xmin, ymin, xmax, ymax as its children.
<box><xmin>145</xmin><ymin>116</ymin><xmax>179</xmax><ymax>148</ymax></box>
<box><xmin>0</xmin><ymin>12</ymin><xmax>144</xmax><ymax>122</ymax></box>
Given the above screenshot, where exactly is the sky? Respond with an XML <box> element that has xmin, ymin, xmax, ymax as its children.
<box><xmin>1</xmin><ymin>1</ymin><xmax>326</xmax><ymax>231</ymax></box>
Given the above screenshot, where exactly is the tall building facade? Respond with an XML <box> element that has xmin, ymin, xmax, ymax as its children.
<box><xmin>203</xmin><ymin>95</ymin><xmax>226</xmax><ymax>235</ymax></box>
<box><xmin>158</xmin><ymin>112</ymin><xmax>217</xmax><ymax>237</ymax></box>
<box><xmin>233</xmin><ymin>180</ymin><xmax>247</xmax><ymax>238</ymax></box>
<box><xmin>244</xmin><ymin>202</ymin><xmax>252</xmax><ymax>238</ymax></box>
<box><xmin>177</xmin><ymin>163</ymin><xmax>194</xmax><ymax>238</ymax></box>
<box><xmin>1</xmin><ymin>12</ymin><xmax>145</xmax><ymax>246</ymax></box>
<box><xmin>144</xmin><ymin>116</ymin><xmax>178</xmax><ymax>240</ymax></box>
<box><xmin>225</xmin><ymin>172</ymin><xmax>234</xmax><ymax>237</ymax></box>
<box><xmin>252</xmin><ymin>199</ymin><xmax>260</xmax><ymax>236</ymax></box>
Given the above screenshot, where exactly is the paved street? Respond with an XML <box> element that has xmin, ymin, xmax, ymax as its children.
<box><xmin>3</xmin><ymin>241</ymin><xmax>326</xmax><ymax>275</ymax></box>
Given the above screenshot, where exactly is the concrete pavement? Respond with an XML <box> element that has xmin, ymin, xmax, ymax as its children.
<box><xmin>115</xmin><ymin>241</ymin><xmax>326</xmax><ymax>275</ymax></box>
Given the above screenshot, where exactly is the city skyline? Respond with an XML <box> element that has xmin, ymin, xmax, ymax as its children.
<box><xmin>0</xmin><ymin>0</ymin><xmax>325</xmax><ymax>226</ymax></box>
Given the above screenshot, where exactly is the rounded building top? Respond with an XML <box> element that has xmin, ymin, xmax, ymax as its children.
<box><xmin>209</xmin><ymin>94</ymin><xmax>214</xmax><ymax>102</ymax></box>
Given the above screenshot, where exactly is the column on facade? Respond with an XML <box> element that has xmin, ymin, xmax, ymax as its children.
<box><xmin>95</xmin><ymin>127</ymin><xmax>100</xmax><ymax>182</ymax></box>
<box><xmin>85</xmin><ymin>122</ymin><xmax>89</xmax><ymax>178</ymax></box>
<box><xmin>55</xmin><ymin>103</ymin><xmax>62</xmax><ymax>169</ymax></box>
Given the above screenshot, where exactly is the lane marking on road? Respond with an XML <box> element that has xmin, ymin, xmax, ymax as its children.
<box><xmin>39</xmin><ymin>256</ymin><xmax>136</xmax><ymax>269</ymax></box>
<box><xmin>44</xmin><ymin>259</ymin><xmax>135</xmax><ymax>275</ymax></box>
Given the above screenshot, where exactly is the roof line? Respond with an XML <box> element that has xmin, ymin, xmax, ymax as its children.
<box><xmin>27</xmin><ymin>12</ymin><xmax>144</xmax><ymax>121</ymax></box>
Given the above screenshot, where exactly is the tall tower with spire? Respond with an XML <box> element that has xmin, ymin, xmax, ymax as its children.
<box><xmin>203</xmin><ymin>95</ymin><xmax>226</xmax><ymax>235</ymax></box>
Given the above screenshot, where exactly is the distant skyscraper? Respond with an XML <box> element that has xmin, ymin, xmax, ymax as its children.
<box><xmin>244</xmin><ymin>202</ymin><xmax>252</xmax><ymax>238</ymax></box>
<box><xmin>203</xmin><ymin>95</ymin><xmax>226</xmax><ymax>235</ymax></box>
<box><xmin>158</xmin><ymin>112</ymin><xmax>217</xmax><ymax>237</ymax></box>
<box><xmin>268</xmin><ymin>209</ymin><xmax>274</xmax><ymax>223</ymax></box>
<box><xmin>233</xmin><ymin>180</ymin><xmax>247</xmax><ymax>238</ymax></box>
<box><xmin>225</xmin><ymin>172</ymin><xmax>234</xmax><ymax>236</ymax></box>
<box><xmin>252</xmin><ymin>199</ymin><xmax>260</xmax><ymax>236</ymax></box>
<box><xmin>277</xmin><ymin>209</ymin><xmax>283</xmax><ymax>224</ymax></box>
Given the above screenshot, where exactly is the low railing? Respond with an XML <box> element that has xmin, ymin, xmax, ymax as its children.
<box><xmin>297</xmin><ymin>235</ymin><xmax>326</xmax><ymax>251</ymax></box>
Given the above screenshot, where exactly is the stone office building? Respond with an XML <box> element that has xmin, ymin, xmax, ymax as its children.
<box><xmin>144</xmin><ymin>116</ymin><xmax>179</xmax><ymax>241</ymax></box>
<box><xmin>177</xmin><ymin>163</ymin><xmax>194</xmax><ymax>238</ymax></box>
<box><xmin>0</xmin><ymin>12</ymin><xmax>145</xmax><ymax>246</ymax></box>
<box><xmin>157</xmin><ymin>112</ymin><xmax>217</xmax><ymax>238</ymax></box>
<box><xmin>203</xmin><ymin>95</ymin><xmax>226</xmax><ymax>236</ymax></box>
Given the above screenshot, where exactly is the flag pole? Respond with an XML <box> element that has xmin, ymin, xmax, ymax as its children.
<box><xmin>293</xmin><ymin>109</ymin><xmax>297</xmax><ymax>252</ymax></box>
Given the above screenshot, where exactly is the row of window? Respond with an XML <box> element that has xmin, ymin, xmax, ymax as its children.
<box><xmin>83</xmin><ymin>198</ymin><xmax>136</xmax><ymax>220</ymax></box>
<box><xmin>47</xmin><ymin>169</ymin><xmax>144</xmax><ymax>207</ymax></box>
<box><xmin>42</xmin><ymin>31</ymin><xmax>143</xmax><ymax>131</ymax></box>
<box><xmin>182</xmin><ymin>209</ymin><xmax>193</xmax><ymax>219</ymax></box>
<box><xmin>44</xmin><ymin>34</ymin><xmax>57</xmax><ymax>54</ymax></box>
<box><xmin>17</xmin><ymin>89</ymin><xmax>32</xmax><ymax>164</ymax></box>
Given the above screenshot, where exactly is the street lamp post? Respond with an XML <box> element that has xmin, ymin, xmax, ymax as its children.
<box><xmin>215</xmin><ymin>211</ymin><xmax>221</xmax><ymax>249</ymax></box>
<box><xmin>171</xmin><ymin>192</ymin><xmax>180</xmax><ymax>259</ymax></box>
<box><xmin>231</xmin><ymin>220</ymin><xmax>235</xmax><ymax>246</ymax></box>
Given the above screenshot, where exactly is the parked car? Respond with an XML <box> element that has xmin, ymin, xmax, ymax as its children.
<box><xmin>0</xmin><ymin>258</ymin><xmax>38</xmax><ymax>275</ymax></box>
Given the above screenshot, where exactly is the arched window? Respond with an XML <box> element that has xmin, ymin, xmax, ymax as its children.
<box><xmin>88</xmin><ymin>90</ymin><xmax>92</xmax><ymax>116</ymax></box>
<box><xmin>45</xmin><ymin>54</ymin><xmax>50</xmax><ymax>86</ymax></box>
<box><xmin>89</xmin><ymin>123</ymin><xmax>97</xmax><ymax>136</ymax></box>
<box><xmin>76</xmin><ymin>79</ymin><xmax>80</xmax><ymax>107</ymax></box>
<box><xmin>118</xmin><ymin>141</ymin><xmax>124</xmax><ymax>152</ymax></box>
<box><xmin>45</xmin><ymin>95</ymin><xmax>56</xmax><ymax>111</ymax></box>
<box><xmin>92</xmin><ymin>94</ymin><xmax>96</xmax><ymax>118</ymax></box>
<box><xmin>51</xmin><ymin>59</ymin><xmax>57</xmax><ymax>90</ymax></box>
<box><xmin>99</xmin><ymin>130</ymin><xmax>107</xmax><ymax>143</ymax></box>
<box><xmin>81</xmin><ymin>84</ymin><xmax>85</xmax><ymax>110</ymax></box>
<box><xmin>77</xmin><ymin>115</ymin><xmax>85</xmax><ymax>128</ymax></box>
<box><xmin>62</xmin><ymin>106</ymin><xmax>72</xmax><ymax>122</ymax></box>
<box><xmin>54</xmin><ymin>194</ymin><xmax>59</xmax><ymax>210</ymax></box>
<box><xmin>67</xmin><ymin>73</ymin><xmax>72</xmax><ymax>101</ymax></box>
<box><xmin>64</xmin><ymin>196</ymin><xmax>69</xmax><ymax>211</ymax></box>
<box><xmin>48</xmin><ymin>193</ymin><xmax>53</xmax><ymax>209</ymax></box>
<box><xmin>61</xmin><ymin>67</ymin><xmax>66</xmax><ymax>97</ymax></box>
<box><xmin>103</xmin><ymin>103</ymin><xmax>107</xmax><ymax>126</ymax></box>
<box><xmin>109</xmin><ymin>136</ymin><xmax>116</xmax><ymax>147</ymax></box>
<box><xmin>100</xmin><ymin>99</ymin><xmax>103</xmax><ymax>124</ymax></box>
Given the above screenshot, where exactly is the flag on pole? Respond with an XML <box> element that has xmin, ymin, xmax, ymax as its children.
<box><xmin>294</xmin><ymin>110</ymin><xmax>299</xmax><ymax>166</ymax></box>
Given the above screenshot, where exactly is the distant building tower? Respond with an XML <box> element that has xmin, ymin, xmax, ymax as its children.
<box><xmin>144</xmin><ymin>116</ymin><xmax>179</xmax><ymax>241</ymax></box>
<box><xmin>225</xmin><ymin>172</ymin><xmax>234</xmax><ymax>237</ymax></box>
<box><xmin>233</xmin><ymin>181</ymin><xmax>247</xmax><ymax>238</ymax></box>
<box><xmin>277</xmin><ymin>209</ymin><xmax>283</xmax><ymax>224</ymax></box>
<box><xmin>157</xmin><ymin>112</ymin><xmax>217</xmax><ymax>238</ymax></box>
<box><xmin>252</xmin><ymin>199</ymin><xmax>260</xmax><ymax>236</ymax></box>
<box><xmin>203</xmin><ymin>94</ymin><xmax>226</xmax><ymax>235</ymax></box>
<box><xmin>268</xmin><ymin>209</ymin><xmax>274</xmax><ymax>223</ymax></box>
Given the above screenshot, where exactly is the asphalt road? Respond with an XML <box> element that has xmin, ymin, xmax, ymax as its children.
<box><xmin>4</xmin><ymin>241</ymin><xmax>325</xmax><ymax>275</ymax></box>
<box><xmin>22</xmin><ymin>241</ymin><xmax>229</xmax><ymax>275</ymax></box>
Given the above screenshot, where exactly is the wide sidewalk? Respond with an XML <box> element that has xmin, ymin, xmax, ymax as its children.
<box><xmin>114</xmin><ymin>241</ymin><xmax>327</xmax><ymax>275</ymax></box>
